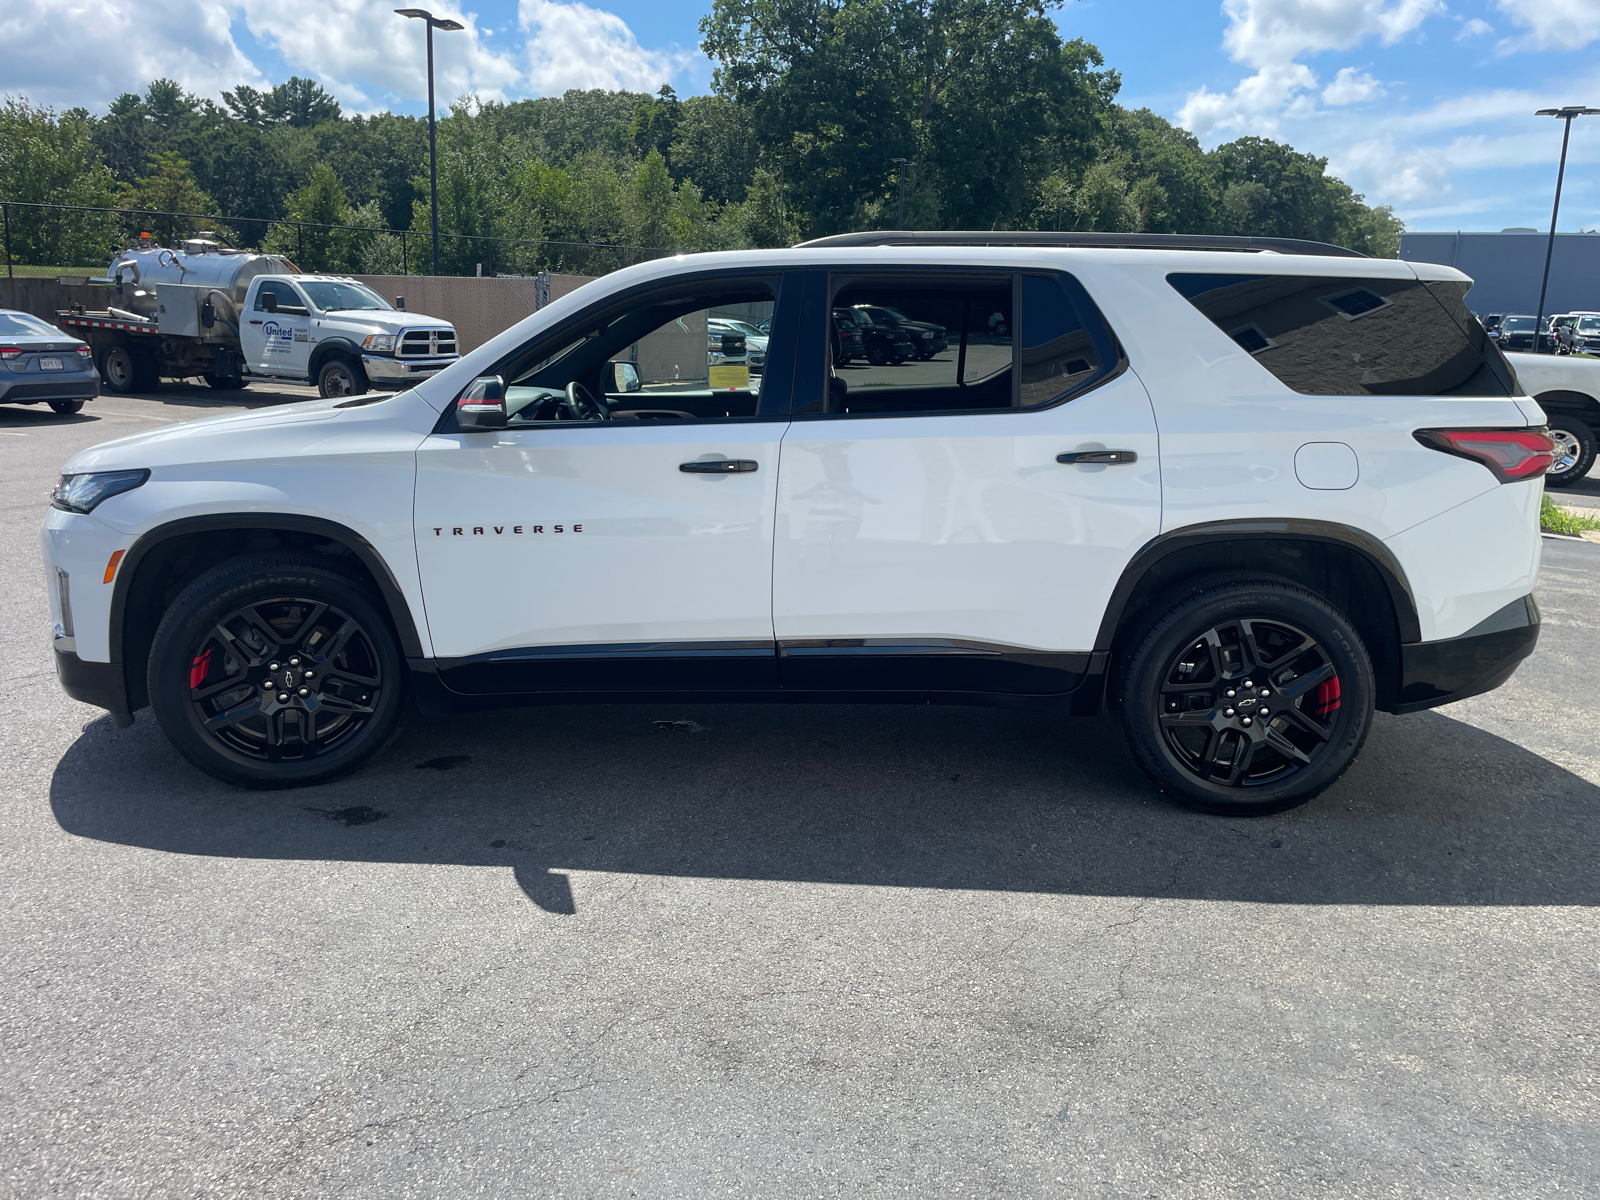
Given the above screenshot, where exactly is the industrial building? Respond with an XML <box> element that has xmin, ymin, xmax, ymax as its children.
<box><xmin>1399</xmin><ymin>230</ymin><xmax>1600</xmax><ymax>316</ymax></box>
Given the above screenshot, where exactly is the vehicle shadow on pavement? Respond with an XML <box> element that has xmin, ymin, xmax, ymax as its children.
<box><xmin>48</xmin><ymin>702</ymin><xmax>1600</xmax><ymax>914</ymax></box>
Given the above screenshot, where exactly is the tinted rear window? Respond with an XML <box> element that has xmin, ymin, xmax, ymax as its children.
<box><xmin>1168</xmin><ymin>273</ymin><xmax>1516</xmax><ymax>396</ymax></box>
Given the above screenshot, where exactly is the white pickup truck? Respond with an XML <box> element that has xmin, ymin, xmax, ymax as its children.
<box><xmin>59</xmin><ymin>240</ymin><xmax>459</xmax><ymax>399</ymax></box>
<box><xmin>1506</xmin><ymin>351</ymin><xmax>1600</xmax><ymax>487</ymax></box>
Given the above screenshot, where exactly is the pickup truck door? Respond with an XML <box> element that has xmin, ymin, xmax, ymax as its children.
<box><xmin>242</xmin><ymin>280</ymin><xmax>314</xmax><ymax>377</ymax></box>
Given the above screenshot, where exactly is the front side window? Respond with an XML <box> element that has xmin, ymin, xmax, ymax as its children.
<box><xmin>486</xmin><ymin>279</ymin><xmax>781</xmax><ymax>426</ymax></box>
<box><xmin>254</xmin><ymin>283</ymin><xmax>308</xmax><ymax>313</ymax></box>
<box><xmin>1170</xmin><ymin>272</ymin><xmax>1515</xmax><ymax>396</ymax></box>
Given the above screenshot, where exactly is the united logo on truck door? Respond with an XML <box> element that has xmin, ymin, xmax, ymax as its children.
<box><xmin>430</xmin><ymin>525</ymin><xmax>585</xmax><ymax>535</ymax></box>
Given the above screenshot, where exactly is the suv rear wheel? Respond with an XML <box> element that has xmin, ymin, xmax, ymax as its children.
<box><xmin>147</xmin><ymin>556</ymin><xmax>407</xmax><ymax>788</ymax></box>
<box><xmin>1118</xmin><ymin>577</ymin><xmax>1374</xmax><ymax>816</ymax></box>
<box><xmin>1544</xmin><ymin>415</ymin><xmax>1596</xmax><ymax>488</ymax></box>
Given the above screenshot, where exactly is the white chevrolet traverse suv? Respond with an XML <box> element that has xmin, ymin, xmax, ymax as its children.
<box><xmin>43</xmin><ymin>233</ymin><xmax>1551</xmax><ymax>815</ymax></box>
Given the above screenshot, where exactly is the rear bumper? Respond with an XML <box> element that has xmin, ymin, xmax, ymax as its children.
<box><xmin>54</xmin><ymin>645</ymin><xmax>132</xmax><ymax>726</ymax></box>
<box><xmin>0</xmin><ymin>373</ymin><xmax>100</xmax><ymax>403</ymax></box>
<box><xmin>1391</xmin><ymin>595</ymin><xmax>1540</xmax><ymax>713</ymax></box>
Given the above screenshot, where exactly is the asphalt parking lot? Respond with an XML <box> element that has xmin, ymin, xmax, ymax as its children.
<box><xmin>3</xmin><ymin>388</ymin><xmax>1598</xmax><ymax>1198</ymax></box>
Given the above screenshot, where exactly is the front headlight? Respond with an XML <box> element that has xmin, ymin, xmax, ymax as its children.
<box><xmin>52</xmin><ymin>469</ymin><xmax>150</xmax><ymax>514</ymax></box>
<box><xmin>362</xmin><ymin>333</ymin><xmax>396</xmax><ymax>353</ymax></box>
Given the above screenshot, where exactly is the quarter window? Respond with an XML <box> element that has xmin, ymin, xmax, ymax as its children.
<box><xmin>1169</xmin><ymin>273</ymin><xmax>1516</xmax><ymax>397</ymax></box>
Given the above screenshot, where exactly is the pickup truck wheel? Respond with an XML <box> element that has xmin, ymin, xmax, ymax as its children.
<box><xmin>147</xmin><ymin>556</ymin><xmax>408</xmax><ymax>789</ymax></box>
<box><xmin>317</xmin><ymin>357</ymin><xmax>368</xmax><ymax>399</ymax></box>
<box><xmin>99</xmin><ymin>345</ymin><xmax>138</xmax><ymax>394</ymax></box>
<box><xmin>203</xmin><ymin>372</ymin><xmax>246</xmax><ymax>390</ymax></box>
<box><xmin>1118</xmin><ymin>576</ymin><xmax>1374</xmax><ymax>816</ymax></box>
<box><xmin>1544</xmin><ymin>416</ymin><xmax>1596</xmax><ymax>487</ymax></box>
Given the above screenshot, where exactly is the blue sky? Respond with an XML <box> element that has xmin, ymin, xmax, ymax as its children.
<box><xmin>10</xmin><ymin>0</ymin><xmax>1600</xmax><ymax>232</ymax></box>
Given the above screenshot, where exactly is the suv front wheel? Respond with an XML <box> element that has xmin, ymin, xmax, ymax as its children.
<box><xmin>147</xmin><ymin>556</ymin><xmax>407</xmax><ymax>788</ymax></box>
<box><xmin>1118</xmin><ymin>577</ymin><xmax>1374</xmax><ymax>816</ymax></box>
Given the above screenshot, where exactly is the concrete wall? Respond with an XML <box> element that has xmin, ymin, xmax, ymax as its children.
<box><xmin>1400</xmin><ymin>232</ymin><xmax>1600</xmax><ymax>316</ymax></box>
<box><xmin>0</xmin><ymin>272</ymin><xmax>598</xmax><ymax>355</ymax></box>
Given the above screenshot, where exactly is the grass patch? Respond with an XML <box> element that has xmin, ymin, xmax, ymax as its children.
<box><xmin>2</xmin><ymin>266</ymin><xmax>104</xmax><ymax>279</ymax></box>
<box><xmin>1541</xmin><ymin>493</ymin><xmax>1600</xmax><ymax>536</ymax></box>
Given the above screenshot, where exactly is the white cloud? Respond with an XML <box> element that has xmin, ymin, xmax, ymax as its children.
<box><xmin>1179</xmin><ymin>0</ymin><xmax>1442</xmax><ymax>138</ymax></box>
<box><xmin>0</xmin><ymin>0</ymin><xmax>265</xmax><ymax>111</ymax></box>
<box><xmin>1456</xmin><ymin>17</ymin><xmax>1494</xmax><ymax>40</ymax></box>
<box><xmin>1493</xmin><ymin>0</ymin><xmax>1600</xmax><ymax>51</ymax></box>
<box><xmin>236</xmin><ymin>0</ymin><xmax>522</xmax><ymax>110</ymax></box>
<box><xmin>519</xmin><ymin>0</ymin><xmax>696</xmax><ymax>95</ymax></box>
<box><xmin>1322</xmin><ymin>67</ymin><xmax>1385</xmax><ymax>104</ymax></box>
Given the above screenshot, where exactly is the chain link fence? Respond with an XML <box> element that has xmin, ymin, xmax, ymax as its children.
<box><xmin>0</xmin><ymin>200</ymin><xmax>674</xmax><ymax>281</ymax></box>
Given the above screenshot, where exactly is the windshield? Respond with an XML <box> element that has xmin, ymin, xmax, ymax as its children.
<box><xmin>1501</xmin><ymin>317</ymin><xmax>1535</xmax><ymax>332</ymax></box>
<box><xmin>298</xmin><ymin>280</ymin><xmax>392</xmax><ymax>312</ymax></box>
<box><xmin>0</xmin><ymin>311</ymin><xmax>62</xmax><ymax>338</ymax></box>
<box><xmin>1580</xmin><ymin>317</ymin><xmax>1600</xmax><ymax>333</ymax></box>
<box><xmin>722</xmin><ymin>319</ymin><xmax>765</xmax><ymax>338</ymax></box>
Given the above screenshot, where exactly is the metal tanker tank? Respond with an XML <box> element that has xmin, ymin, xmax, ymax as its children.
<box><xmin>105</xmin><ymin>239</ymin><xmax>298</xmax><ymax>320</ymax></box>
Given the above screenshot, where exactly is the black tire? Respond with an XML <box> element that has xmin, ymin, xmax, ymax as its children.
<box><xmin>203</xmin><ymin>372</ymin><xmax>247</xmax><ymax>390</ymax></box>
<box><xmin>99</xmin><ymin>344</ymin><xmax>139</xmax><ymax>394</ymax></box>
<box><xmin>1544</xmin><ymin>415</ymin><xmax>1596</xmax><ymax>488</ymax></box>
<box><xmin>48</xmin><ymin>400</ymin><xmax>85</xmax><ymax>415</ymax></box>
<box><xmin>864</xmin><ymin>338</ymin><xmax>890</xmax><ymax>367</ymax></box>
<box><xmin>317</xmin><ymin>356</ymin><xmax>368</xmax><ymax>399</ymax></box>
<box><xmin>147</xmin><ymin>556</ymin><xmax>408</xmax><ymax>789</ymax></box>
<box><xmin>1117</xmin><ymin>576</ymin><xmax>1374</xmax><ymax>816</ymax></box>
<box><xmin>131</xmin><ymin>350</ymin><xmax>161</xmax><ymax>391</ymax></box>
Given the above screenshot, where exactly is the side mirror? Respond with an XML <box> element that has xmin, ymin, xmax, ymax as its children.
<box><xmin>457</xmin><ymin>376</ymin><xmax>507</xmax><ymax>431</ymax></box>
<box><xmin>394</xmin><ymin>296</ymin><xmax>406</xmax><ymax>310</ymax></box>
<box><xmin>261</xmin><ymin>291</ymin><xmax>278</xmax><ymax>313</ymax></box>
<box><xmin>607</xmin><ymin>361</ymin><xmax>641</xmax><ymax>393</ymax></box>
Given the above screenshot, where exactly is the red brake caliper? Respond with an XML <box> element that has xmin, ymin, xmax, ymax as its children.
<box><xmin>1313</xmin><ymin>674</ymin><xmax>1341</xmax><ymax>718</ymax></box>
<box><xmin>189</xmin><ymin>647</ymin><xmax>214</xmax><ymax>690</ymax></box>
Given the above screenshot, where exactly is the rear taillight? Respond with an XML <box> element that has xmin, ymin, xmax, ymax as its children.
<box><xmin>1414</xmin><ymin>428</ymin><xmax>1556</xmax><ymax>483</ymax></box>
<box><xmin>74</xmin><ymin>345</ymin><xmax>92</xmax><ymax>358</ymax></box>
<box><xmin>0</xmin><ymin>347</ymin><xmax>20</xmax><ymax>360</ymax></box>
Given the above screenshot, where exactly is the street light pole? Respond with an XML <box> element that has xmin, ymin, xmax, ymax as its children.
<box><xmin>1533</xmin><ymin>106</ymin><xmax>1599</xmax><ymax>352</ymax></box>
<box><xmin>396</xmin><ymin>8</ymin><xmax>465</xmax><ymax>276</ymax></box>
<box><xmin>891</xmin><ymin>157</ymin><xmax>913</xmax><ymax>230</ymax></box>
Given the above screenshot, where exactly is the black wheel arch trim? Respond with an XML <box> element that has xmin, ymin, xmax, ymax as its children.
<box><xmin>1531</xmin><ymin>389</ymin><xmax>1600</xmax><ymax>419</ymax></box>
<box><xmin>109</xmin><ymin>513</ymin><xmax>426</xmax><ymax>673</ymax></box>
<box><xmin>1094</xmin><ymin>518</ymin><xmax>1423</xmax><ymax>652</ymax></box>
<box><xmin>309</xmin><ymin>339</ymin><xmax>365</xmax><ymax>374</ymax></box>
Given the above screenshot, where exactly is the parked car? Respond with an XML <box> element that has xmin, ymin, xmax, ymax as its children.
<box><xmin>1494</xmin><ymin>315</ymin><xmax>1552</xmax><ymax>352</ymax></box>
<box><xmin>0</xmin><ymin>309</ymin><xmax>99</xmax><ymax>415</ymax></box>
<box><xmin>1503</xmin><ymin>350</ymin><xmax>1600</xmax><ymax>486</ymax></box>
<box><xmin>1481</xmin><ymin>313</ymin><xmax>1505</xmax><ymax>334</ymax></box>
<box><xmin>830</xmin><ymin>308</ymin><xmax>866</xmax><ymax>364</ymax></box>
<box><xmin>852</xmin><ymin>303</ymin><xmax>949</xmax><ymax>359</ymax></box>
<box><xmin>708</xmin><ymin>318</ymin><xmax>768</xmax><ymax>374</ymax></box>
<box><xmin>844</xmin><ymin>308</ymin><xmax>915</xmax><ymax>365</ymax></box>
<box><xmin>45</xmin><ymin>233</ymin><xmax>1549</xmax><ymax>818</ymax></box>
<box><xmin>1572</xmin><ymin>314</ymin><xmax>1600</xmax><ymax>355</ymax></box>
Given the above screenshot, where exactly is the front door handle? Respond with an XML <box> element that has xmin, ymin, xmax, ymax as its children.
<box><xmin>1057</xmin><ymin>449</ymin><xmax>1138</xmax><ymax>465</ymax></box>
<box><xmin>248</xmin><ymin>319</ymin><xmax>263</xmax><ymax>325</ymax></box>
<box><xmin>680</xmin><ymin>460</ymin><xmax>758</xmax><ymax>474</ymax></box>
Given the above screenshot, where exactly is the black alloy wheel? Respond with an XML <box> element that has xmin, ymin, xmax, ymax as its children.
<box><xmin>865</xmin><ymin>338</ymin><xmax>891</xmax><ymax>367</ymax></box>
<box><xmin>1119</xmin><ymin>577</ymin><xmax>1373</xmax><ymax>815</ymax></box>
<box><xmin>1544</xmin><ymin>415</ymin><xmax>1596</xmax><ymax>488</ymax></box>
<box><xmin>149</xmin><ymin>557</ymin><xmax>407</xmax><ymax>788</ymax></box>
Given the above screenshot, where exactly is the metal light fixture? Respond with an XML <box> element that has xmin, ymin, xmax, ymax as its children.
<box><xmin>396</xmin><ymin>8</ymin><xmax>465</xmax><ymax>277</ymax></box>
<box><xmin>1532</xmin><ymin>105</ymin><xmax>1600</xmax><ymax>351</ymax></box>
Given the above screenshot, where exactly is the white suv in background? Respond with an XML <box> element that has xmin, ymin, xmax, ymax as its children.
<box><xmin>43</xmin><ymin>232</ymin><xmax>1551</xmax><ymax>815</ymax></box>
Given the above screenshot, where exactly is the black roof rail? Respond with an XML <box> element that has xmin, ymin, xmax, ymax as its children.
<box><xmin>793</xmin><ymin>230</ymin><xmax>1369</xmax><ymax>258</ymax></box>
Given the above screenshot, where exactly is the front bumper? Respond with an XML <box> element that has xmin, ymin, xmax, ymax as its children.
<box><xmin>54</xmin><ymin>644</ymin><xmax>132</xmax><ymax>726</ymax></box>
<box><xmin>362</xmin><ymin>353</ymin><xmax>459</xmax><ymax>388</ymax></box>
<box><xmin>1392</xmin><ymin>595</ymin><xmax>1540</xmax><ymax>713</ymax></box>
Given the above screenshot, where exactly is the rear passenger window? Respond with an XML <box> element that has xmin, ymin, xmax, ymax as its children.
<box><xmin>1168</xmin><ymin>273</ymin><xmax>1515</xmax><ymax>397</ymax></box>
<box><xmin>805</xmin><ymin>271</ymin><xmax>1125</xmax><ymax>418</ymax></box>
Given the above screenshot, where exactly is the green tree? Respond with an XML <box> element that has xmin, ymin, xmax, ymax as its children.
<box><xmin>0</xmin><ymin>98</ymin><xmax>120</xmax><ymax>267</ymax></box>
<box><xmin>263</xmin><ymin>163</ymin><xmax>354</xmax><ymax>271</ymax></box>
<box><xmin>265</xmin><ymin>78</ymin><xmax>342</xmax><ymax>127</ymax></box>
<box><xmin>668</xmin><ymin>95</ymin><xmax>759</xmax><ymax>204</ymax></box>
<box><xmin>630</xmin><ymin>85</ymin><xmax>681</xmax><ymax>165</ymax></box>
<box><xmin>118</xmin><ymin>150</ymin><xmax>226</xmax><ymax>241</ymax></box>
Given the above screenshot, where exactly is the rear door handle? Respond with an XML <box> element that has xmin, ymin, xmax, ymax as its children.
<box><xmin>680</xmin><ymin>460</ymin><xmax>758</xmax><ymax>474</ymax></box>
<box><xmin>1057</xmin><ymin>450</ymin><xmax>1138</xmax><ymax>465</ymax></box>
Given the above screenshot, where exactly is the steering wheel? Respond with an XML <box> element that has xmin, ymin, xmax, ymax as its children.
<box><xmin>561</xmin><ymin>380</ymin><xmax>610</xmax><ymax>422</ymax></box>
